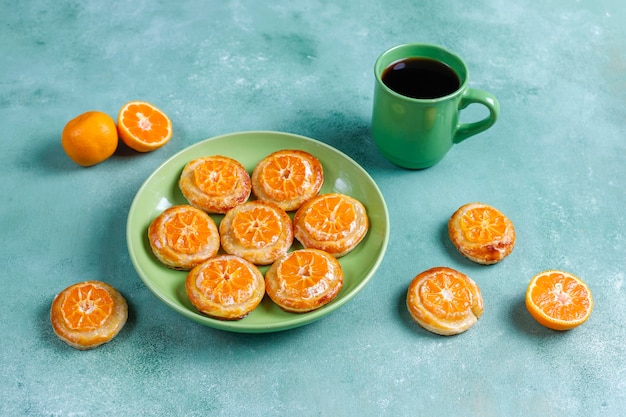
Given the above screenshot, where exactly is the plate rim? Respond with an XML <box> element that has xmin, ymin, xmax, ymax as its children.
<box><xmin>126</xmin><ymin>130</ymin><xmax>390</xmax><ymax>333</ymax></box>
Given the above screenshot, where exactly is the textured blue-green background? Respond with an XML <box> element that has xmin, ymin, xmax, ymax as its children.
<box><xmin>2</xmin><ymin>1</ymin><xmax>625</xmax><ymax>416</ymax></box>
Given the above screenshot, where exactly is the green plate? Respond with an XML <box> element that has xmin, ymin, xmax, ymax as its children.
<box><xmin>126</xmin><ymin>131</ymin><xmax>389</xmax><ymax>333</ymax></box>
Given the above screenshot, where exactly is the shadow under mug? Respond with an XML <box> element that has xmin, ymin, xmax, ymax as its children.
<box><xmin>371</xmin><ymin>43</ymin><xmax>500</xmax><ymax>169</ymax></box>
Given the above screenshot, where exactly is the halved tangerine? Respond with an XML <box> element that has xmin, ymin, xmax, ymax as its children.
<box><xmin>179</xmin><ymin>155</ymin><xmax>251</xmax><ymax>214</ymax></box>
<box><xmin>406</xmin><ymin>267</ymin><xmax>484</xmax><ymax>336</ymax></box>
<box><xmin>448</xmin><ymin>202</ymin><xmax>516</xmax><ymax>264</ymax></box>
<box><xmin>148</xmin><ymin>205</ymin><xmax>220</xmax><ymax>270</ymax></box>
<box><xmin>117</xmin><ymin>101</ymin><xmax>172</xmax><ymax>152</ymax></box>
<box><xmin>293</xmin><ymin>193</ymin><xmax>369</xmax><ymax>257</ymax></box>
<box><xmin>186</xmin><ymin>255</ymin><xmax>265</xmax><ymax>320</ymax></box>
<box><xmin>265</xmin><ymin>248</ymin><xmax>343</xmax><ymax>313</ymax></box>
<box><xmin>525</xmin><ymin>270</ymin><xmax>593</xmax><ymax>331</ymax></box>
<box><xmin>50</xmin><ymin>280</ymin><xmax>128</xmax><ymax>350</ymax></box>
<box><xmin>220</xmin><ymin>201</ymin><xmax>293</xmax><ymax>265</ymax></box>
<box><xmin>251</xmin><ymin>149</ymin><xmax>324</xmax><ymax>211</ymax></box>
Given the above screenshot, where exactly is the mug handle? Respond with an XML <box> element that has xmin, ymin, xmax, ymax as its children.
<box><xmin>453</xmin><ymin>88</ymin><xmax>500</xmax><ymax>144</ymax></box>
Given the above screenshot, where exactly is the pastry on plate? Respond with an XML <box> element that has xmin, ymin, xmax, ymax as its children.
<box><xmin>251</xmin><ymin>149</ymin><xmax>324</xmax><ymax>211</ymax></box>
<box><xmin>50</xmin><ymin>280</ymin><xmax>128</xmax><ymax>350</ymax></box>
<box><xmin>179</xmin><ymin>155</ymin><xmax>251</xmax><ymax>214</ymax></box>
<box><xmin>219</xmin><ymin>200</ymin><xmax>293</xmax><ymax>265</ymax></box>
<box><xmin>148</xmin><ymin>205</ymin><xmax>220</xmax><ymax>270</ymax></box>
<box><xmin>448</xmin><ymin>202</ymin><xmax>516</xmax><ymax>265</ymax></box>
<box><xmin>293</xmin><ymin>193</ymin><xmax>368</xmax><ymax>257</ymax></box>
<box><xmin>186</xmin><ymin>254</ymin><xmax>265</xmax><ymax>320</ymax></box>
<box><xmin>406</xmin><ymin>267</ymin><xmax>483</xmax><ymax>336</ymax></box>
<box><xmin>265</xmin><ymin>248</ymin><xmax>343</xmax><ymax>313</ymax></box>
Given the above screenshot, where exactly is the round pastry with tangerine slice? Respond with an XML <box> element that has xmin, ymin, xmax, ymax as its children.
<box><xmin>448</xmin><ymin>202</ymin><xmax>516</xmax><ymax>265</ymax></box>
<box><xmin>186</xmin><ymin>254</ymin><xmax>265</xmax><ymax>320</ymax></box>
<box><xmin>220</xmin><ymin>200</ymin><xmax>293</xmax><ymax>265</ymax></box>
<box><xmin>179</xmin><ymin>155</ymin><xmax>251</xmax><ymax>214</ymax></box>
<box><xmin>265</xmin><ymin>248</ymin><xmax>343</xmax><ymax>313</ymax></box>
<box><xmin>294</xmin><ymin>193</ymin><xmax>369</xmax><ymax>257</ymax></box>
<box><xmin>148</xmin><ymin>205</ymin><xmax>220</xmax><ymax>270</ymax></box>
<box><xmin>50</xmin><ymin>280</ymin><xmax>128</xmax><ymax>350</ymax></box>
<box><xmin>251</xmin><ymin>149</ymin><xmax>324</xmax><ymax>211</ymax></box>
<box><xmin>406</xmin><ymin>267</ymin><xmax>484</xmax><ymax>336</ymax></box>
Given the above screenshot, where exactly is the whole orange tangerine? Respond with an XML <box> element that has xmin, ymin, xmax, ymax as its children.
<box><xmin>61</xmin><ymin>111</ymin><xmax>118</xmax><ymax>167</ymax></box>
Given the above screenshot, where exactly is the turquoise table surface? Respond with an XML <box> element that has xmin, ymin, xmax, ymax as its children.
<box><xmin>2</xmin><ymin>1</ymin><xmax>625</xmax><ymax>416</ymax></box>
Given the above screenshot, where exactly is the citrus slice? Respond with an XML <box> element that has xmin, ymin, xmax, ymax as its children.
<box><xmin>293</xmin><ymin>193</ymin><xmax>369</xmax><ymax>257</ymax></box>
<box><xmin>220</xmin><ymin>201</ymin><xmax>293</xmax><ymax>265</ymax></box>
<box><xmin>251</xmin><ymin>149</ymin><xmax>324</xmax><ymax>211</ymax></box>
<box><xmin>118</xmin><ymin>101</ymin><xmax>172</xmax><ymax>152</ymax></box>
<box><xmin>265</xmin><ymin>248</ymin><xmax>344</xmax><ymax>313</ymax></box>
<box><xmin>406</xmin><ymin>267</ymin><xmax>484</xmax><ymax>336</ymax></box>
<box><xmin>448</xmin><ymin>202</ymin><xmax>516</xmax><ymax>264</ymax></box>
<box><xmin>50</xmin><ymin>280</ymin><xmax>128</xmax><ymax>350</ymax></box>
<box><xmin>179</xmin><ymin>155</ymin><xmax>252</xmax><ymax>214</ymax></box>
<box><xmin>525</xmin><ymin>270</ymin><xmax>593</xmax><ymax>331</ymax></box>
<box><xmin>186</xmin><ymin>255</ymin><xmax>265</xmax><ymax>320</ymax></box>
<box><xmin>148</xmin><ymin>205</ymin><xmax>220</xmax><ymax>270</ymax></box>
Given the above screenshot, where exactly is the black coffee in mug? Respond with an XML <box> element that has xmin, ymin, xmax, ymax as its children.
<box><xmin>381</xmin><ymin>57</ymin><xmax>460</xmax><ymax>99</ymax></box>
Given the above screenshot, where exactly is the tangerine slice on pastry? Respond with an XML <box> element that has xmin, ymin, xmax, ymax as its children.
<box><xmin>50</xmin><ymin>280</ymin><xmax>128</xmax><ymax>350</ymax></box>
<box><xmin>220</xmin><ymin>200</ymin><xmax>293</xmax><ymax>265</ymax></box>
<box><xmin>448</xmin><ymin>202</ymin><xmax>516</xmax><ymax>265</ymax></box>
<box><xmin>251</xmin><ymin>149</ymin><xmax>324</xmax><ymax>211</ymax></box>
<box><xmin>294</xmin><ymin>193</ymin><xmax>369</xmax><ymax>257</ymax></box>
<box><xmin>265</xmin><ymin>248</ymin><xmax>343</xmax><ymax>313</ymax></box>
<box><xmin>148</xmin><ymin>205</ymin><xmax>220</xmax><ymax>270</ymax></box>
<box><xmin>186</xmin><ymin>255</ymin><xmax>265</xmax><ymax>320</ymax></box>
<box><xmin>179</xmin><ymin>155</ymin><xmax>251</xmax><ymax>214</ymax></box>
<box><xmin>406</xmin><ymin>267</ymin><xmax>484</xmax><ymax>336</ymax></box>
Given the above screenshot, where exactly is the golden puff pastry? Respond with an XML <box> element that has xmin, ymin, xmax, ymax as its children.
<box><xmin>50</xmin><ymin>280</ymin><xmax>128</xmax><ymax>350</ymax></box>
<box><xmin>265</xmin><ymin>248</ymin><xmax>343</xmax><ymax>313</ymax></box>
<box><xmin>179</xmin><ymin>155</ymin><xmax>251</xmax><ymax>214</ymax></box>
<box><xmin>448</xmin><ymin>202</ymin><xmax>516</xmax><ymax>265</ymax></box>
<box><xmin>251</xmin><ymin>149</ymin><xmax>324</xmax><ymax>211</ymax></box>
<box><xmin>148</xmin><ymin>205</ymin><xmax>220</xmax><ymax>270</ymax></box>
<box><xmin>186</xmin><ymin>255</ymin><xmax>265</xmax><ymax>320</ymax></box>
<box><xmin>294</xmin><ymin>193</ymin><xmax>369</xmax><ymax>257</ymax></box>
<box><xmin>406</xmin><ymin>267</ymin><xmax>483</xmax><ymax>336</ymax></box>
<box><xmin>219</xmin><ymin>200</ymin><xmax>293</xmax><ymax>265</ymax></box>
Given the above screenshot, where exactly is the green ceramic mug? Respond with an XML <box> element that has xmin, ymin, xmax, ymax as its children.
<box><xmin>371</xmin><ymin>43</ymin><xmax>500</xmax><ymax>169</ymax></box>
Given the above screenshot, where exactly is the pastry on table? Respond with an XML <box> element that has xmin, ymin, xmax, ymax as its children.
<box><xmin>186</xmin><ymin>254</ymin><xmax>265</xmax><ymax>320</ymax></box>
<box><xmin>219</xmin><ymin>200</ymin><xmax>293</xmax><ymax>265</ymax></box>
<box><xmin>293</xmin><ymin>193</ymin><xmax>368</xmax><ymax>257</ymax></box>
<box><xmin>251</xmin><ymin>149</ymin><xmax>324</xmax><ymax>211</ymax></box>
<box><xmin>265</xmin><ymin>248</ymin><xmax>343</xmax><ymax>313</ymax></box>
<box><xmin>179</xmin><ymin>155</ymin><xmax>251</xmax><ymax>214</ymax></box>
<box><xmin>448</xmin><ymin>202</ymin><xmax>516</xmax><ymax>265</ymax></box>
<box><xmin>148</xmin><ymin>205</ymin><xmax>220</xmax><ymax>270</ymax></box>
<box><xmin>406</xmin><ymin>267</ymin><xmax>483</xmax><ymax>336</ymax></box>
<box><xmin>50</xmin><ymin>280</ymin><xmax>128</xmax><ymax>350</ymax></box>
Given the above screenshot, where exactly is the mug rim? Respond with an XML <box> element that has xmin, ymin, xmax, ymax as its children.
<box><xmin>374</xmin><ymin>43</ymin><xmax>469</xmax><ymax>102</ymax></box>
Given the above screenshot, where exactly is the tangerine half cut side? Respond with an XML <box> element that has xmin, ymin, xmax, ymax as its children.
<box><xmin>525</xmin><ymin>270</ymin><xmax>593</xmax><ymax>331</ymax></box>
<box><xmin>118</xmin><ymin>101</ymin><xmax>172</xmax><ymax>152</ymax></box>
